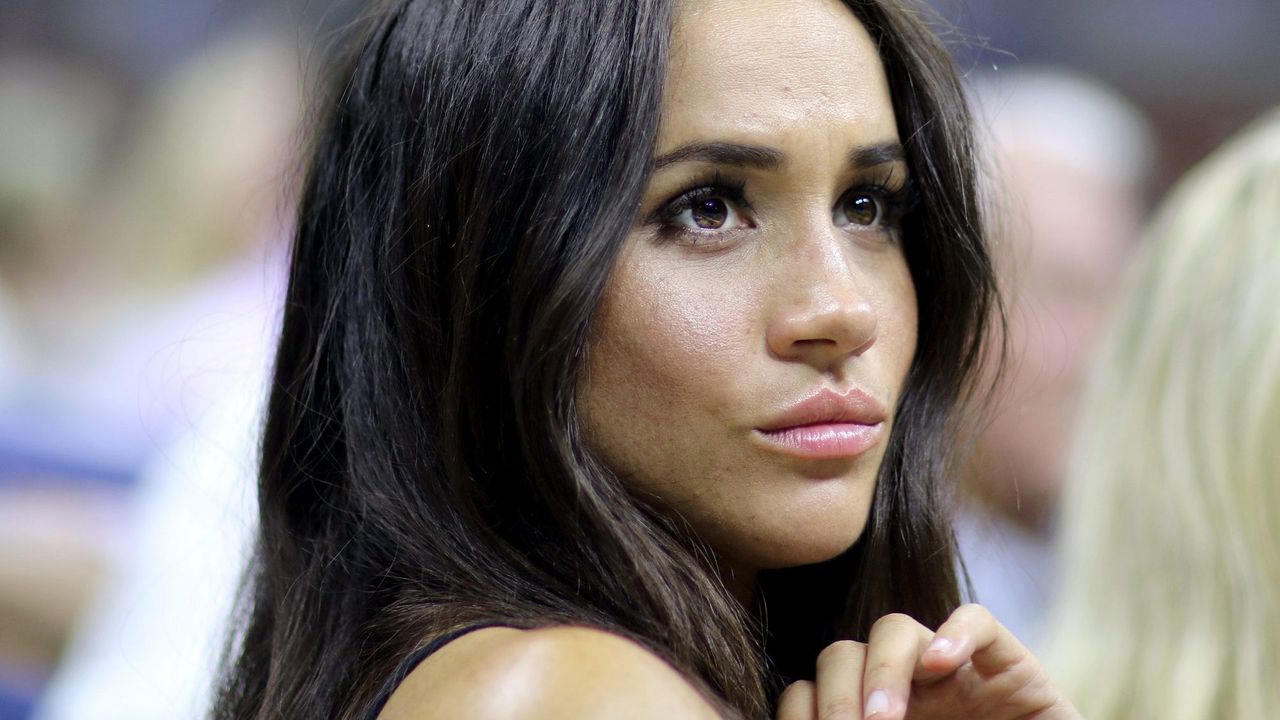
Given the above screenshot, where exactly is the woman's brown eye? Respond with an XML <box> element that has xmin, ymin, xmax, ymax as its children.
<box><xmin>841</xmin><ymin>193</ymin><xmax>882</xmax><ymax>226</ymax></box>
<box><xmin>691</xmin><ymin>197</ymin><xmax>729</xmax><ymax>228</ymax></box>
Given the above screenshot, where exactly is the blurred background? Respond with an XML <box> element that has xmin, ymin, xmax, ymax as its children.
<box><xmin>0</xmin><ymin>1</ymin><xmax>1275</xmax><ymax>718</ymax></box>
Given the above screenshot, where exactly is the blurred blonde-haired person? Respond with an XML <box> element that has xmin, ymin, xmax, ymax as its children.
<box><xmin>1045</xmin><ymin>108</ymin><xmax>1280</xmax><ymax>719</ymax></box>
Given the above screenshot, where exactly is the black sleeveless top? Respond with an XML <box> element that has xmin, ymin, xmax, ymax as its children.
<box><xmin>364</xmin><ymin>624</ymin><xmax>505</xmax><ymax>720</ymax></box>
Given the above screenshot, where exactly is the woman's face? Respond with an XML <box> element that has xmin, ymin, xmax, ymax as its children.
<box><xmin>580</xmin><ymin>0</ymin><xmax>917</xmax><ymax>582</ymax></box>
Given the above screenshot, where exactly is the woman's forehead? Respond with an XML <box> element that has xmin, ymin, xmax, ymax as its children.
<box><xmin>660</xmin><ymin>0</ymin><xmax>898</xmax><ymax>153</ymax></box>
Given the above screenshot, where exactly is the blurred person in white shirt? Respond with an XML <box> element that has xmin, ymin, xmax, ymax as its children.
<box><xmin>956</xmin><ymin>68</ymin><xmax>1154</xmax><ymax>650</ymax></box>
<box><xmin>15</xmin><ymin>29</ymin><xmax>298</xmax><ymax>720</ymax></box>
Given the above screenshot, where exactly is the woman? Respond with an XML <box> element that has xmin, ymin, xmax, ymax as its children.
<box><xmin>215</xmin><ymin>0</ymin><xmax>1079</xmax><ymax>718</ymax></box>
<box><xmin>1046</xmin><ymin>109</ymin><xmax>1280</xmax><ymax>719</ymax></box>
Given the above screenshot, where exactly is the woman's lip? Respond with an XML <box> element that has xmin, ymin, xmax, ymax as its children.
<box><xmin>754</xmin><ymin>422</ymin><xmax>885</xmax><ymax>460</ymax></box>
<box><xmin>757</xmin><ymin>387</ymin><xmax>888</xmax><ymax>432</ymax></box>
<box><xmin>753</xmin><ymin>387</ymin><xmax>888</xmax><ymax>460</ymax></box>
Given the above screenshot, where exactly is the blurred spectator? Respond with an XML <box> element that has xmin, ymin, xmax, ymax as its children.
<box><xmin>0</xmin><ymin>28</ymin><xmax>297</xmax><ymax>717</ymax></box>
<box><xmin>16</xmin><ymin>29</ymin><xmax>298</xmax><ymax>463</ymax></box>
<box><xmin>0</xmin><ymin>54</ymin><xmax>126</xmax><ymax>717</ymax></box>
<box><xmin>1046</xmin><ymin>107</ymin><xmax>1280</xmax><ymax>720</ymax></box>
<box><xmin>22</xmin><ymin>28</ymin><xmax>297</xmax><ymax>720</ymax></box>
<box><xmin>957</xmin><ymin>68</ymin><xmax>1154</xmax><ymax>649</ymax></box>
<box><xmin>0</xmin><ymin>53</ymin><xmax>120</xmax><ymax>405</ymax></box>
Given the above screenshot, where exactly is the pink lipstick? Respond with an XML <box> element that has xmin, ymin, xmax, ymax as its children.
<box><xmin>755</xmin><ymin>388</ymin><xmax>887</xmax><ymax>460</ymax></box>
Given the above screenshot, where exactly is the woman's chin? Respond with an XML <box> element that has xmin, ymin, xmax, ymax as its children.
<box><xmin>724</xmin><ymin>520</ymin><xmax>868</xmax><ymax>573</ymax></box>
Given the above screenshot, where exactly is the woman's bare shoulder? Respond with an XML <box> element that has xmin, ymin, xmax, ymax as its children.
<box><xmin>377</xmin><ymin>625</ymin><xmax>723</xmax><ymax>720</ymax></box>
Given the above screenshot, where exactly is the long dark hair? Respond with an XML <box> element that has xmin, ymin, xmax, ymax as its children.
<box><xmin>213</xmin><ymin>1</ymin><xmax>996</xmax><ymax>718</ymax></box>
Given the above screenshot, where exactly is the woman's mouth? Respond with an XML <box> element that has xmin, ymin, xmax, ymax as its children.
<box><xmin>754</xmin><ymin>387</ymin><xmax>887</xmax><ymax>460</ymax></box>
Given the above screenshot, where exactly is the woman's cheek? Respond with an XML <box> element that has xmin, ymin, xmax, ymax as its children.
<box><xmin>580</xmin><ymin>250</ymin><xmax>760</xmax><ymax>477</ymax></box>
<box><xmin>614</xmin><ymin>258</ymin><xmax>760</xmax><ymax>405</ymax></box>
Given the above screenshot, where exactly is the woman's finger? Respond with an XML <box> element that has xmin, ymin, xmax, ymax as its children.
<box><xmin>776</xmin><ymin>680</ymin><xmax>817</xmax><ymax>720</ymax></box>
<box><xmin>920</xmin><ymin>603</ymin><xmax>1028</xmax><ymax>676</ymax></box>
<box><xmin>814</xmin><ymin>640</ymin><xmax>867</xmax><ymax>720</ymax></box>
<box><xmin>860</xmin><ymin>613</ymin><xmax>933</xmax><ymax>719</ymax></box>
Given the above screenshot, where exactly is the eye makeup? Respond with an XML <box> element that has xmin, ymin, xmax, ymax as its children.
<box><xmin>645</xmin><ymin>171</ymin><xmax>751</xmax><ymax>234</ymax></box>
<box><xmin>640</xmin><ymin>163</ymin><xmax>916</xmax><ymax>244</ymax></box>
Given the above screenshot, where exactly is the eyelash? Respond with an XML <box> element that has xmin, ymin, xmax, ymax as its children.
<box><xmin>649</xmin><ymin>171</ymin><xmax>751</xmax><ymax>239</ymax></box>
<box><xmin>838</xmin><ymin>175</ymin><xmax>915</xmax><ymax>227</ymax></box>
<box><xmin>648</xmin><ymin>170</ymin><xmax>915</xmax><ymax>241</ymax></box>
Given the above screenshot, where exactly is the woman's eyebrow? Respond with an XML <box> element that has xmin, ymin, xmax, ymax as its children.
<box><xmin>848</xmin><ymin>142</ymin><xmax>906</xmax><ymax>169</ymax></box>
<box><xmin>651</xmin><ymin>140</ymin><xmax>906</xmax><ymax>171</ymax></box>
<box><xmin>652</xmin><ymin>142</ymin><xmax>784</xmax><ymax>170</ymax></box>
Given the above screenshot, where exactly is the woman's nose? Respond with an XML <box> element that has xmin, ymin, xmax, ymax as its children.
<box><xmin>765</xmin><ymin>239</ymin><xmax>878</xmax><ymax>369</ymax></box>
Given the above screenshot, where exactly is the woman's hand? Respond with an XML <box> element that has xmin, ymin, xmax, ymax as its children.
<box><xmin>775</xmin><ymin>604</ymin><xmax>1080</xmax><ymax>720</ymax></box>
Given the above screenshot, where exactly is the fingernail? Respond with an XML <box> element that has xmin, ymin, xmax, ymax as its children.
<box><xmin>927</xmin><ymin>636</ymin><xmax>955</xmax><ymax>654</ymax></box>
<box><xmin>864</xmin><ymin>689</ymin><xmax>891</xmax><ymax>717</ymax></box>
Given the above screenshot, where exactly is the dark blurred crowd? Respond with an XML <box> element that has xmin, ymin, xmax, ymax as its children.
<box><xmin>0</xmin><ymin>1</ymin><xmax>1276</xmax><ymax>719</ymax></box>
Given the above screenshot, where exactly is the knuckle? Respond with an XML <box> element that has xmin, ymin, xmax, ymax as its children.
<box><xmin>871</xmin><ymin>612</ymin><xmax>916</xmax><ymax>634</ymax></box>
<box><xmin>817</xmin><ymin>639</ymin><xmax>862</xmax><ymax>664</ymax></box>
<box><xmin>777</xmin><ymin>680</ymin><xmax>813</xmax><ymax>703</ymax></box>
<box><xmin>954</xmin><ymin>602</ymin><xmax>993</xmax><ymax>623</ymax></box>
